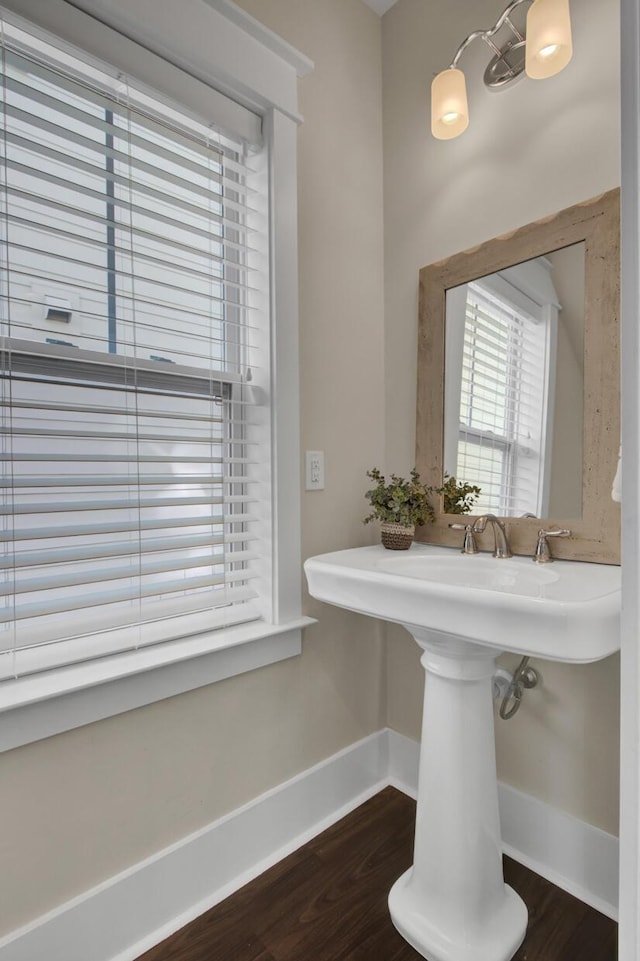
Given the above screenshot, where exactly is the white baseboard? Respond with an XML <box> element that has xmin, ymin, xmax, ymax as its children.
<box><xmin>0</xmin><ymin>729</ymin><xmax>619</xmax><ymax>961</ymax></box>
<box><xmin>499</xmin><ymin>780</ymin><xmax>619</xmax><ymax>920</ymax></box>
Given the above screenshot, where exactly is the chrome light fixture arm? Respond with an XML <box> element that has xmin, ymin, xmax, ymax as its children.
<box><xmin>448</xmin><ymin>0</ymin><xmax>530</xmax><ymax>70</ymax></box>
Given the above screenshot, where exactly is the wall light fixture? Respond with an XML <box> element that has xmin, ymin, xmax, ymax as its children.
<box><xmin>431</xmin><ymin>0</ymin><xmax>572</xmax><ymax>140</ymax></box>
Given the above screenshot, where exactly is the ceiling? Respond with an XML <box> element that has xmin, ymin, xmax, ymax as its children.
<box><xmin>361</xmin><ymin>0</ymin><xmax>399</xmax><ymax>15</ymax></box>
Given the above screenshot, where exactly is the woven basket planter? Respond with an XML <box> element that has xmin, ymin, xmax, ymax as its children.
<box><xmin>380</xmin><ymin>522</ymin><xmax>415</xmax><ymax>550</ymax></box>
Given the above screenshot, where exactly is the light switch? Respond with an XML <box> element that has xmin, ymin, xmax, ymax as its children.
<box><xmin>305</xmin><ymin>450</ymin><xmax>325</xmax><ymax>490</ymax></box>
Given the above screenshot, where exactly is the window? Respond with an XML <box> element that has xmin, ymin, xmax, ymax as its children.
<box><xmin>0</xmin><ymin>2</ymin><xmax>309</xmax><ymax>748</ymax></box>
<box><xmin>445</xmin><ymin>264</ymin><xmax>558</xmax><ymax>518</ymax></box>
<box><xmin>0</xmin><ymin>18</ymin><xmax>276</xmax><ymax>683</ymax></box>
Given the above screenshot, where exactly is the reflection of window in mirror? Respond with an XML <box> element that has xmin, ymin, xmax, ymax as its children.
<box><xmin>445</xmin><ymin>258</ymin><xmax>560</xmax><ymax>518</ymax></box>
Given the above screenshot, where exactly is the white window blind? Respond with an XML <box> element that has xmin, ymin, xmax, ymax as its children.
<box><xmin>0</xmin><ymin>22</ymin><xmax>266</xmax><ymax>679</ymax></box>
<box><xmin>457</xmin><ymin>280</ymin><xmax>549</xmax><ymax>517</ymax></box>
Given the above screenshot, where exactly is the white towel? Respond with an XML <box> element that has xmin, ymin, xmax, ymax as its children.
<box><xmin>612</xmin><ymin>446</ymin><xmax>622</xmax><ymax>503</ymax></box>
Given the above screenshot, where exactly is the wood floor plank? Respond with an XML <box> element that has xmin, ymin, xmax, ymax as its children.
<box><xmin>258</xmin><ymin>790</ymin><xmax>418</xmax><ymax>959</ymax></box>
<box><xmin>137</xmin><ymin>786</ymin><xmax>616</xmax><ymax>961</ymax></box>
<box><xmin>505</xmin><ymin>856</ymin><xmax>617</xmax><ymax>961</ymax></box>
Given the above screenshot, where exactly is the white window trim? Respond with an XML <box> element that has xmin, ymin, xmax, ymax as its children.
<box><xmin>0</xmin><ymin>0</ymin><xmax>314</xmax><ymax>751</ymax></box>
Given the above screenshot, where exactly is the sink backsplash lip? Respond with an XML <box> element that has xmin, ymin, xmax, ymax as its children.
<box><xmin>306</xmin><ymin>541</ymin><xmax>622</xmax><ymax>566</ymax></box>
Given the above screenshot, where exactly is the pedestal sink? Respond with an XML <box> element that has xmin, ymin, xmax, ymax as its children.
<box><xmin>304</xmin><ymin>544</ymin><xmax>620</xmax><ymax>961</ymax></box>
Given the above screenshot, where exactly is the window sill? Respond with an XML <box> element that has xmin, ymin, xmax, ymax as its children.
<box><xmin>0</xmin><ymin>618</ymin><xmax>315</xmax><ymax>753</ymax></box>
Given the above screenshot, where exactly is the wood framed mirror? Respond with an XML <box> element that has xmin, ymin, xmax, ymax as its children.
<box><xmin>415</xmin><ymin>189</ymin><xmax>620</xmax><ymax>564</ymax></box>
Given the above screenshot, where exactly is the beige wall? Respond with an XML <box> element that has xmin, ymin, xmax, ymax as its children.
<box><xmin>382</xmin><ymin>0</ymin><xmax>621</xmax><ymax>834</ymax></box>
<box><xmin>0</xmin><ymin>0</ymin><xmax>386</xmax><ymax>935</ymax></box>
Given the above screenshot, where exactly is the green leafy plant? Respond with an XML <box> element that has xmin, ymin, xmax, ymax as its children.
<box><xmin>440</xmin><ymin>473</ymin><xmax>481</xmax><ymax>515</ymax></box>
<box><xmin>363</xmin><ymin>468</ymin><xmax>436</xmax><ymax>528</ymax></box>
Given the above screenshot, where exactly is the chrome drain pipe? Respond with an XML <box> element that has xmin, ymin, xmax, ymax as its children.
<box><xmin>493</xmin><ymin>656</ymin><xmax>540</xmax><ymax>720</ymax></box>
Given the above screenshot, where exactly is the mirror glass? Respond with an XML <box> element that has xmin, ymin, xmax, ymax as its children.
<box><xmin>443</xmin><ymin>243</ymin><xmax>585</xmax><ymax>519</ymax></box>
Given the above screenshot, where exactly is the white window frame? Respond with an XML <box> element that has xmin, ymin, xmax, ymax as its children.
<box><xmin>0</xmin><ymin>0</ymin><xmax>314</xmax><ymax>752</ymax></box>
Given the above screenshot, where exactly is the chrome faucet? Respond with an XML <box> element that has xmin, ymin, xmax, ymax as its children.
<box><xmin>472</xmin><ymin>514</ymin><xmax>512</xmax><ymax>558</ymax></box>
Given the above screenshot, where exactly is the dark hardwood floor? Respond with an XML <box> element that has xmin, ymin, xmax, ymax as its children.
<box><xmin>137</xmin><ymin>787</ymin><xmax>617</xmax><ymax>961</ymax></box>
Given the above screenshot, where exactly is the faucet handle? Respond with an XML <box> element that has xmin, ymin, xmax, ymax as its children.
<box><xmin>449</xmin><ymin>523</ymin><xmax>478</xmax><ymax>554</ymax></box>
<box><xmin>533</xmin><ymin>528</ymin><xmax>571</xmax><ymax>564</ymax></box>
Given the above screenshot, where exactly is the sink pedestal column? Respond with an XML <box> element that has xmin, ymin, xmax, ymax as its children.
<box><xmin>388</xmin><ymin>628</ymin><xmax>528</xmax><ymax>961</ymax></box>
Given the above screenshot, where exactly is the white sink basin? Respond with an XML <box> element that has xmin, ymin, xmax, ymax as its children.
<box><xmin>304</xmin><ymin>543</ymin><xmax>620</xmax><ymax>662</ymax></box>
<box><xmin>378</xmin><ymin>553</ymin><xmax>560</xmax><ymax>591</ymax></box>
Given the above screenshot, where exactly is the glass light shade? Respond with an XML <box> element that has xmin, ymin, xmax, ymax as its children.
<box><xmin>525</xmin><ymin>0</ymin><xmax>573</xmax><ymax>79</ymax></box>
<box><xmin>431</xmin><ymin>68</ymin><xmax>469</xmax><ymax>140</ymax></box>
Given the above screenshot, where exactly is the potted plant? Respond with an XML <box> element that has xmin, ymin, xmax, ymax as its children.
<box><xmin>364</xmin><ymin>467</ymin><xmax>436</xmax><ymax>550</ymax></box>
